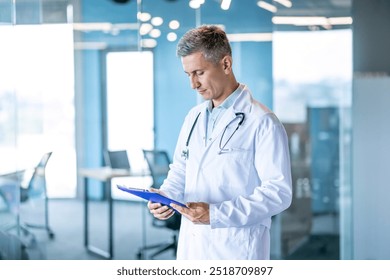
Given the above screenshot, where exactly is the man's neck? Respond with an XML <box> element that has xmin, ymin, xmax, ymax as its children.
<box><xmin>212</xmin><ymin>82</ymin><xmax>240</xmax><ymax>108</ymax></box>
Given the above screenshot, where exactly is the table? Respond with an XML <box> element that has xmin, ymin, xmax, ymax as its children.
<box><xmin>78</xmin><ymin>167</ymin><xmax>148</xmax><ymax>259</ymax></box>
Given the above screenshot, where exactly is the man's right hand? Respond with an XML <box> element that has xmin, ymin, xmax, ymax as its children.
<box><xmin>147</xmin><ymin>188</ymin><xmax>175</xmax><ymax>220</ymax></box>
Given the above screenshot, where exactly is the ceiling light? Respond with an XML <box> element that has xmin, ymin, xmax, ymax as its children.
<box><xmin>137</xmin><ymin>12</ymin><xmax>152</xmax><ymax>22</ymax></box>
<box><xmin>227</xmin><ymin>33</ymin><xmax>273</xmax><ymax>42</ymax></box>
<box><xmin>141</xmin><ymin>39</ymin><xmax>157</xmax><ymax>48</ymax></box>
<box><xmin>72</xmin><ymin>22</ymin><xmax>138</xmax><ymax>33</ymax></box>
<box><xmin>151</xmin><ymin>17</ymin><xmax>163</xmax><ymax>26</ymax></box>
<box><xmin>167</xmin><ymin>32</ymin><xmax>177</xmax><ymax>42</ymax></box>
<box><xmin>274</xmin><ymin>0</ymin><xmax>292</xmax><ymax>8</ymax></box>
<box><xmin>149</xmin><ymin>29</ymin><xmax>161</xmax><ymax>38</ymax></box>
<box><xmin>272</xmin><ymin>16</ymin><xmax>353</xmax><ymax>26</ymax></box>
<box><xmin>272</xmin><ymin>16</ymin><xmax>328</xmax><ymax>26</ymax></box>
<box><xmin>189</xmin><ymin>0</ymin><xmax>201</xmax><ymax>9</ymax></box>
<box><xmin>328</xmin><ymin>17</ymin><xmax>353</xmax><ymax>25</ymax></box>
<box><xmin>139</xmin><ymin>23</ymin><xmax>153</xmax><ymax>35</ymax></box>
<box><xmin>257</xmin><ymin>1</ymin><xmax>277</xmax><ymax>13</ymax></box>
<box><xmin>73</xmin><ymin>42</ymin><xmax>108</xmax><ymax>50</ymax></box>
<box><xmin>113</xmin><ymin>23</ymin><xmax>138</xmax><ymax>30</ymax></box>
<box><xmin>221</xmin><ymin>0</ymin><xmax>232</xmax><ymax>10</ymax></box>
<box><xmin>73</xmin><ymin>22</ymin><xmax>113</xmax><ymax>32</ymax></box>
<box><xmin>169</xmin><ymin>20</ymin><xmax>180</xmax><ymax>30</ymax></box>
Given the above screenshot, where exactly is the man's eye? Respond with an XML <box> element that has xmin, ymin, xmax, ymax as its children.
<box><xmin>196</xmin><ymin>71</ymin><xmax>204</xmax><ymax>76</ymax></box>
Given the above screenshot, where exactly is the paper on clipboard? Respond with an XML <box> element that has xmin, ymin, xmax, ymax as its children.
<box><xmin>116</xmin><ymin>185</ymin><xmax>187</xmax><ymax>211</ymax></box>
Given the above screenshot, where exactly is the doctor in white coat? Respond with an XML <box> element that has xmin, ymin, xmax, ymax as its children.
<box><xmin>148</xmin><ymin>25</ymin><xmax>292</xmax><ymax>260</ymax></box>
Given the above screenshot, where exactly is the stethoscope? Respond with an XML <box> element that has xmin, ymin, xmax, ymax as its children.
<box><xmin>181</xmin><ymin>111</ymin><xmax>245</xmax><ymax>160</ymax></box>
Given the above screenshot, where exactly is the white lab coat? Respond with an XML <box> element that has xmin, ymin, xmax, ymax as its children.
<box><xmin>160</xmin><ymin>85</ymin><xmax>292</xmax><ymax>260</ymax></box>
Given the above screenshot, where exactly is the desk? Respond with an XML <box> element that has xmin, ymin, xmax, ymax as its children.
<box><xmin>78</xmin><ymin>167</ymin><xmax>148</xmax><ymax>259</ymax></box>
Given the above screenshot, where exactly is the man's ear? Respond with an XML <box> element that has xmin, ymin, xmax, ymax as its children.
<box><xmin>222</xmin><ymin>56</ymin><xmax>232</xmax><ymax>73</ymax></box>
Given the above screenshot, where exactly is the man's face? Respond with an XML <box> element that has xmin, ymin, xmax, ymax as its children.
<box><xmin>181</xmin><ymin>52</ymin><xmax>231</xmax><ymax>106</ymax></box>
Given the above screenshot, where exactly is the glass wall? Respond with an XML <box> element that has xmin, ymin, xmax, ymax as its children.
<box><xmin>273</xmin><ymin>29</ymin><xmax>352</xmax><ymax>259</ymax></box>
<box><xmin>0</xmin><ymin>0</ymin><xmax>76</xmax><ymax>259</ymax></box>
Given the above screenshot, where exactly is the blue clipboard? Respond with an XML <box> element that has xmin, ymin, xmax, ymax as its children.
<box><xmin>117</xmin><ymin>185</ymin><xmax>187</xmax><ymax>211</ymax></box>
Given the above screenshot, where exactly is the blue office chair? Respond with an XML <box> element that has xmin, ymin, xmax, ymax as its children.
<box><xmin>137</xmin><ymin>149</ymin><xmax>181</xmax><ymax>260</ymax></box>
<box><xmin>12</xmin><ymin>152</ymin><xmax>54</xmax><ymax>240</ymax></box>
<box><xmin>104</xmin><ymin>150</ymin><xmax>131</xmax><ymax>170</ymax></box>
<box><xmin>0</xmin><ymin>152</ymin><xmax>54</xmax><ymax>245</ymax></box>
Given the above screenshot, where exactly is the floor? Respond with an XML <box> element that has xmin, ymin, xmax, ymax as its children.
<box><xmin>14</xmin><ymin>199</ymin><xmax>176</xmax><ymax>260</ymax></box>
<box><xmin>3</xmin><ymin>199</ymin><xmax>339</xmax><ymax>260</ymax></box>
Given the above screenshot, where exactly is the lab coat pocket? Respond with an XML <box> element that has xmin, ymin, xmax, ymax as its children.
<box><xmin>209</xmin><ymin>227</ymin><xmax>250</xmax><ymax>259</ymax></box>
<box><xmin>217</xmin><ymin>148</ymin><xmax>252</xmax><ymax>193</ymax></box>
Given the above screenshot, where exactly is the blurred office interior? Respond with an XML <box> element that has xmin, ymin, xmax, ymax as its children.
<box><xmin>1</xmin><ymin>0</ymin><xmax>390</xmax><ymax>260</ymax></box>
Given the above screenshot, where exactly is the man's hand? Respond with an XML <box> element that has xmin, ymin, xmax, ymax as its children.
<box><xmin>171</xmin><ymin>202</ymin><xmax>210</xmax><ymax>224</ymax></box>
<box><xmin>147</xmin><ymin>188</ymin><xmax>174</xmax><ymax>220</ymax></box>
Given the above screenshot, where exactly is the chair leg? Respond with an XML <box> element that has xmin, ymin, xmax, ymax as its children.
<box><xmin>24</xmin><ymin>196</ymin><xmax>55</xmax><ymax>239</ymax></box>
<box><xmin>24</xmin><ymin>223</ymin><xmax>55</xmax><ymax>239</ymax></box>
<box><xmin>150</xmin><ymin>241</ymin><xmax>176</xmax><ymax>259</ymax></box>
<box><xmin>44</xmin><ymin>190</ymin><xmax>55</xmax><ymax>239</ymax></box>
<box><xmin>6</xmin><ymin>217</ymin><xmax>36</xmax><ymax>246</ymax></box>
<box><xmin>137</xmin><ymin>235</ymin><xmax>177</xmax><ymax>260</ymax></box>
<box><xmin>15</xmin><ymin>223</ymin><xmax>37</xmax><ymax>248</ymax></box>
<box><xmin>137</xmin><ymin>242</ymin><xmax>168</xmax><ymax>259</ymax></box>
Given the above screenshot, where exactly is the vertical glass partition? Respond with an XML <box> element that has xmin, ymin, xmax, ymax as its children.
<box><xmin>0</xmin><ymin>0</ymin><xmax>77</xmax><ymax>259</ymax></box>
<box><xmin>273</xmin><ymin>29</ymin><xmax>352</xmax><ymax>259</ymax></box>
<box><xmin>0</xmin><ymin>0</ymin><xmax>21</xmax><ymax>260</ymax></box>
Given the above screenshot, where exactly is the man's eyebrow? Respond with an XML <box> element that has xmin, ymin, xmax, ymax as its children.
<box><xmin>184</xmin><ymin>69</ymin><xmax>203</xmax><ymax>74</ymax></box>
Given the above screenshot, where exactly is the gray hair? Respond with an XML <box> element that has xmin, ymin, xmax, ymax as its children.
<box><xmin>176</xmin><ymin>25</ymin><xmax>232</xmax><ymax>65</ymax></box>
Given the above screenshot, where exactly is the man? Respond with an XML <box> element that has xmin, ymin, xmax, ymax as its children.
<box><xmin>148</xmin><ymin>25</ymin><xmax>292</xmax><ymax>260</ymax></box>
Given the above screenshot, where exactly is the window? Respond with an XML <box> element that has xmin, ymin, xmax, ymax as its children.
<box><xmin>0</xmin><ymin>24</ymin><xmax>76</xmax><ymax>198</ymax></box>
<box><xmin>105</xmin><ymin>51</ymin><xmax>154</xmax><ymax>199</ymax></box>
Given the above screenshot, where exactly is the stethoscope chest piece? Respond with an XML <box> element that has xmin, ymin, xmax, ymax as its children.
<box><xmin>181</xmin><ymin>147</ymin><xmax>189</xmax><ymax>160</ymax></box>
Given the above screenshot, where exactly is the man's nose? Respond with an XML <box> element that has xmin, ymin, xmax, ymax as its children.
<box><xmin>190</xmin><ymin>76</ymin><xmax>199</xmax><ymax>89</ymax></box>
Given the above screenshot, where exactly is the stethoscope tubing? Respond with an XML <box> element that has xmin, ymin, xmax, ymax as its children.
<box><xmin>182</xmin><ymin>111</ymin><xmax>245</xmax><ymax>159</ymax></box>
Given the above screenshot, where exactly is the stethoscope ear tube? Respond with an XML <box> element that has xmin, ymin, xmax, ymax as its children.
<box><xmin>219</xmin><ymin>112</ymin><xmax>245</xmax><ymax>152</ymax></box>
<box><xmin>235</xmin><ymin>112</ymin><xmax>245</xmax><ymax>126</ymax></box>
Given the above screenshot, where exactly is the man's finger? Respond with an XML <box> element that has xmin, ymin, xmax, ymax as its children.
<box><xmin>170</xmin><ymin>203</ymin><xmax>187</xmax><ymax>214</ymax></box>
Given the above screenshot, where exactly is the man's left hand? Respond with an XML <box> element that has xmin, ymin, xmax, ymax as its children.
<box><xmin>171</xmin><ymin>202</ymin><xmax>210</xmax><ymax>224</ymax></box>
